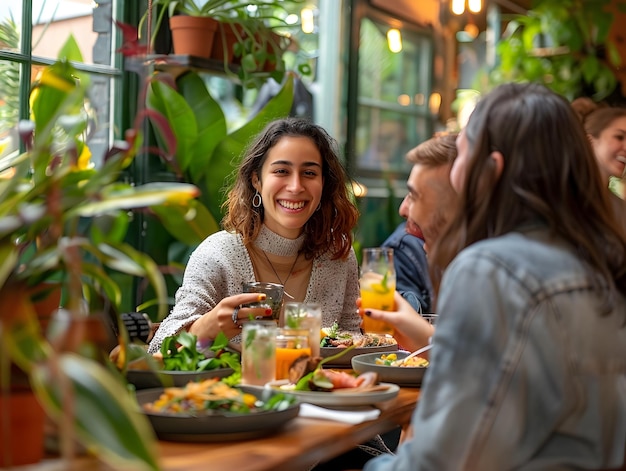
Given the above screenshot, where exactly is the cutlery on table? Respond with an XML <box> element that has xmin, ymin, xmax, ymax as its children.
<box><xmin>390</xmin><ymin>343</ymin><xmax>433</xmax><ymax>367</ymax></box>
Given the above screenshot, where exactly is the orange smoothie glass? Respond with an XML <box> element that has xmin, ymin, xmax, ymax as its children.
<box><xmin>284</xmin><ymin>302</ymin><xmax>322</xmax><ymax>358</ymax></box>
<box><xmin>275</xmin><ymin>329</ymin><xmax>311</xmax><ymax>381</ymax></box>
<box><xmin>359</xmin><ymin>247</ymin><xmax>396</xmax><ymax>335</ymax></box>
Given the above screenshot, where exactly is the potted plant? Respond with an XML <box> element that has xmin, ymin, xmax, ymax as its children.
<box><xmin>0</xmin><ymin>38</ymin><xmax>199</xmax><ymax>468</ymax></box>
<box><xmin>483</xmin><ymin>0</ymin><xmax>625</xmax><ymax>101</ymax></box>
<box><xmin>145</xmin><ymin>68</ymin><xmax>295</xmax><ymax>247</ymax></box>
<box><xmin>140</xmin><ymin>0</ymin><xmax>306</xmax><ymax>86</ymax></box>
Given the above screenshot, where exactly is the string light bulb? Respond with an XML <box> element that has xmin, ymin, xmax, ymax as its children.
<box><xmin>468</xmin><ymin>0</ymin><xmax>482</xmax><ymax>13</ymax></box>
<box><xmin>451</xmin><ymin>0</ymin><xmax>465</xmax><ymax>15</ymax></box>
<box><xmin>387</xmin><ymin>28</ymin><xmax>402</xmax><ymax>53</ymax></box>
<box><xmin>451</xmin><ymin>0</ymin><xmax>482</xmax><ymax>15</ymax></box>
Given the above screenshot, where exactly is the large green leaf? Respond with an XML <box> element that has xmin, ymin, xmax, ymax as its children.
<box><xmin>151</xmin><ymin>199</ymin><xmax>219</xmax><ymax>246</ymax></box>
<box><xmin>147</xmin><ymin>79</ymin><xmax>198</xmax><ymax>173</ymax></box>
<box><xmin>205</xmin><ymin>75</ymin><xmax>294</xmax><ymax>218</ymax></box>
<box><xmin>31</xmin><ymin>61</ymin><xmax>85</xmax><ymax>143</ymax></box>
<box><xmin>31</xmin><ymin>354</ymin><xmax>160</xmax><ymax>471</ymax></box>
<box><xmin>0</xmin><ymin>243</ymin><xmax>17</xmax><ymax>288</ymax></box>
<box><xmin>56</xmin><ymin>34</ymin><xmax>91</xmax><ymax>89</ymax></box>
<box><xmin>70</xmin><ymin>182</ymin><xmax>199</xmax><ymax>218</ymax></box>
<box><xmin>176</xmin><ymin>72</ymin><xmax>227</xmax><ymax>180</ymax></box>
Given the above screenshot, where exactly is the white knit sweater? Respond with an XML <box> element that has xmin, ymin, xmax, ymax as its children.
<box><xmin>148</xmin><ymin>226</ymin><xmax>361</xmax><ymax>353</ymax></box>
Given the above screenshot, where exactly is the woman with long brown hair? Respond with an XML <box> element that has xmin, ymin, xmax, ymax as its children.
<box><xmin>149</xmin><ymin>118</ymin><xmax>360</xmax><ymax>352</ymax></box>
<box><xmin>364</xmin><ymin>83</ymin><xmax>626</xmax><ymax>470</ymax></box>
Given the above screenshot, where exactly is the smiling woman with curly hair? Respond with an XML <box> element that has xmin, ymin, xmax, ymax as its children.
<box><xmin>149</xmin><ymin>118</ymin><xmax>361</xmax><ymax>353</ymax></box>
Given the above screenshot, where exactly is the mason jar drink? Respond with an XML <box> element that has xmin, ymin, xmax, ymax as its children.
<box><xmin>275</xmin><ymin>328</ymin><xmax>311</xmax><ymax>381</ymax></box>
<box><xmin>284</xmin><ymin>302</ymin><xmax>322</xmax><ymax>358</ymax></box>
<box><xmin>241</xmin><ymin>321</ymin><xmax>277</xmax><ymax>386</ymax></box>
<box><xmin>359</xmin><ymin>247</ymin><xmax>396</xmax><ymax>335</ymax></box>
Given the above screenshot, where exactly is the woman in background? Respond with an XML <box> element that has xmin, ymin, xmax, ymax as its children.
<box><xmin>572</xmin><ymin>97</ymin><xmax>626</xmax><ymax>230</ymax></box>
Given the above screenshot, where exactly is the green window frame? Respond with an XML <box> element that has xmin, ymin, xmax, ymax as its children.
<box><xmin>0</xmin><ymin>0</ymin><xmax>128</xmax><ymax>163</ymax></box>
<box><xmin>346</xmin><ymin>1</ymin><xmax>436</xmax><ymax>248</ymax></box>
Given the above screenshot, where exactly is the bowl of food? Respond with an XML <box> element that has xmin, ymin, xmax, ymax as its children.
<box><xmin>351</xmin><ymin>351</ymin><xmax>428</xmax><ymax>387</ymax></box>
<box><xmin>126</xmin><ymin>367</ymin><xmax>235</xmax><ymax>389</ymax></box>
<box><xmin>136</xmin><ymin>379</ymin><xmax>299</xmax><ymax>442</ymax></box>
<box><xmin>114</xmin><ymin>331</ymin><xmax>240</xmax><ymax>389</ymax></box>
<box><xmin>319</xmin><ymin>324</ymin><xmax>398</xmax><ymax>367</ymax></box>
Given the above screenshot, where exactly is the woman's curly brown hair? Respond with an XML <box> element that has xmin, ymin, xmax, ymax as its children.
<box><xmin>222</xmin><ymin>118</ymin><xmax>359</xmax><ymax>260</ymax></box>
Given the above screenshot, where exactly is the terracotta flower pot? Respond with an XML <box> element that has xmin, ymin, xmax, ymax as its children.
<box><xmin>0</xmin><ymin>389</ymin><xmax>46</xmax><ymax>466</ymax></box>
<box><xmin>211</xmin><ymin>22</ymin><xmax>242</xmax><ymax>64</ymax></box>
<box><xmin>169</xmin><ymin>15</ymin><xmax>219</xmax><ymax>58</ymax></box>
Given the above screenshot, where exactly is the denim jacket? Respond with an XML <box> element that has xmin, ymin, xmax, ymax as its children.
<box><xmin>365</xmin><ymin>228</ymin><xmax>626</xmax><ymax>471</ymax></box>
<box><xmin>382</xmin><ymin>223</ymin><xmax>433</xmax><ymax>313</ymax></box>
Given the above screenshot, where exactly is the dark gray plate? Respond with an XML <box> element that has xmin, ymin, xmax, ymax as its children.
<box><xmin>127</xmin><ymin>368</ymin><xmax>234</xmax><ymax>390</ymax></box>
<box><xmin>320</xmin><ymin>343</ymin><xmax>399</xmax><ymax>367</ymax></box>
<box><xmin>351</xmin><ymin>351</ymin><xmax>427</xmax><ymax>387</ymax></box>
<box><xmin>135</xmin><ymin>386</ymin><xmax>300</xmax><ymax>442</ymax></box>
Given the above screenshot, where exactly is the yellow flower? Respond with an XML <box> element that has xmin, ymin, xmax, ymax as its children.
<box><xmin>75</xmin><ymin>143</ymin><xmax>93</xmax><ymax>170</ymax></box>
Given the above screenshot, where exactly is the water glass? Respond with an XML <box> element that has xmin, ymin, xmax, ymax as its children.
<box><xmin>275</xmin><ymin>328</ymin><xmax>311</xmax><ymax>381</ymax></box>
<box><xmin>284</xmin><ymin>302</ymin><xmax>322</xmax><ymax>358</ymax></box>
<box><xmin>242</xmin><ymin>282</ymin><xmax>284</xmax><ymax>322</ymax></box>
<box><xmin>241</xmin><ymin>321</ymin><xmax>277</xmax><ymax>386</ymax></box>
<box><xmin>359</xmin><ymin>247</ymin><xmax>396</xmax><ymax>335</ymax></box>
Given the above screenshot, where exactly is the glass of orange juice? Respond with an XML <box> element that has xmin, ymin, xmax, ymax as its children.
<box><xmin>275</xmin><ymin>329</ymin><xmax>311</xmax><ymax>381</ymax></box>
<box><xmin>284</xmin><ymin>302</ymin><xmax>322</xmax><ymax>359</ymax></box>
<box><xmin>359</xmin><ymin>247</ymin><xmax>396</xmax><ymax>335</ymax></box>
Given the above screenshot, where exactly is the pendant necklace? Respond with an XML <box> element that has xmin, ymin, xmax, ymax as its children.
<box><xmin>261</xmin><ymin>250</ymin><xmax>299</xmax><ymax>299</ymax></box>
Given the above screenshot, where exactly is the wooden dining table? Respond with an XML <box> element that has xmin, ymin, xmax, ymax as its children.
<box><xmin>157</xmin><ymin>386</ymin><xmax>420</xmax><ymax>471</ymax></box>
<box><xmin>20</xmin><ymin>386</ymin><xmax>419</xmax><ymax>471</ymax></box>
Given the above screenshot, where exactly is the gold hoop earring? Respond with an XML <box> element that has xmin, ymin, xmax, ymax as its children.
<box><xmin>252</xmin><ymin>191</ymin><xmax>262</xmax><ymax>208</ymax></box>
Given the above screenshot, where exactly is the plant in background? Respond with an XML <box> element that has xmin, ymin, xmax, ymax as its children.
<box><xmin>140</xmin><ymin>0</ymin><xmax>309</xmax><ymax>88</ymax></box>
<box><xmin>145</xmin><ymin>69</ymin><xmax>294</xmax><ymax>254</ymax></box>
<box><xmin>485</xmin><ymin>0</ymin><xmax>626</xmax><ymax>101</ymax></box>
<box><xmin>0</xmin><ymin>39</ymin><xmax>199</xmax><ymax>468</ymax></box>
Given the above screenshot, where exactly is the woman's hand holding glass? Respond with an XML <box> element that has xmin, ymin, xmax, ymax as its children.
<box><xmin>189</xmin><ymin>293</ymin><xmax>273</xmax><ymax>341</ymax></box>
<box><xmin>357</xmin><ymin>291</ymin><xmax>434</xmax><ymax>352</ymax></box>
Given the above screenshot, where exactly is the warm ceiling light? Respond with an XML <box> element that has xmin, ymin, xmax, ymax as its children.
<box><xmin>387</xmin><ymin>28</ymin><xmax>402</xmax><ymax>53</ymax></box>
<box><xmin>429</xmin><ymin>93</ymin><xmax>442</xmax><ymax>115</ymax></box>
<box><xmin>398</xmin><ymin>94</ymin><xmax>411</xmax><ymax>106</ymax></box>
<box><xmin>468</xmin><ymin>0</ymin><xmax>482</xmax><ymax>13</ymax></box>
<box><xmin>301</xmin><ymin>8</ymin><xmax>315</xmax><ymax>34</ymax></box>
<box><xmin>464</xmin><ymin>22</ymin><xmax>479</xmax><ymax>38</ymax></box>
<box><xmin>451</xmin><ymin>0</ymin><xmax>465</xmax><ymax>15</ymax></box>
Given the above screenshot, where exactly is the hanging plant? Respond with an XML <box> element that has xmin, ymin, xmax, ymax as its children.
<box><xmin>486</xmin><ymin>0</ymin><xmax>626</xmax><ymax>100</ymax></box>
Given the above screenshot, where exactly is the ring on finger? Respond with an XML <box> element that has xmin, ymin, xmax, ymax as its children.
<box><xmin>231</xmin><ymin>306</ymin><xmax>241</xmax><ymax>325</ymax></box>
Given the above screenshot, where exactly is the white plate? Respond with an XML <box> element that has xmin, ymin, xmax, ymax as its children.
<box><xmin>263</xmin><ymin>380</ymin><xmax>399</xmax><ymax>407</ymax></box>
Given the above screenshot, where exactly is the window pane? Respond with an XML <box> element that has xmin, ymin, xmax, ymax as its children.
<box><xmin>32</xmin><ymin>0</ymin><xmax>105</xmax><ymax>65</ymax></box>
<box><xmin>0</xmin><ymin>59</ymin><xmax>20</xmax><ymax>157</ymax></box>
<box><xmin>0</xmin><ymin>6</ymin><xmax>21</xmax><ymax>53</ymax></box>
<box><xmin>356</xmin><ymin>17</ymin><xmax>433</xmax><ymax>172</ymax></box>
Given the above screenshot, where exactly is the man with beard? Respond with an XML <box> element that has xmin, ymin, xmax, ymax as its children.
<box><xmin>381</xmin><ymin>133</ymin><xmax>458</xmax><ymax>317</ymax></box>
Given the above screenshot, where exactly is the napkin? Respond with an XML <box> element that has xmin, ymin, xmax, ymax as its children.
<box><xmin>298</xmin><ymin>403</ymin><xmax>381</xmax><ymax>424</ymax></box>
